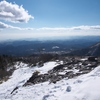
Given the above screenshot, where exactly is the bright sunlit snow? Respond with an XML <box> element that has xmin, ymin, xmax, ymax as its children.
<box><xmin>0</xmin><ymin>62</ymin><xmax>100</xmax><ymax>100</ymax></box>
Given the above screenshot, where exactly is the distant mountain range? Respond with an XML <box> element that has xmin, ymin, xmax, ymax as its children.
<box><xmin>69</xmin><ymin>42</ymin><xmax>100</xmax><ymax>56</ymax></box>
<box><xmin>0</xmin><ymin>36</ymin><xmax>100</xmax><ymax>56</ymax></box>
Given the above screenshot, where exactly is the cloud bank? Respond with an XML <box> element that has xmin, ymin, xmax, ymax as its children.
<box><xmin>0</xmin><ymin>0</ymin><xmax>33</xmax><ymax>23</ymax></box>
<box><xmin>0</xmin><ymin>21</ymin><xmax>100</xmax><ymax>31</ymax></box>
<box><xmin>37</xmin><ymin>25</ymin><xmax>100</xmax><ymax>31</ymax></box>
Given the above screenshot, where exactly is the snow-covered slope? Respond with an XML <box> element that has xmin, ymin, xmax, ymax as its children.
<box><xmin>0</xmin><ymin>62</ymin><xmax>100</xmax><ymax>100</ymax></box>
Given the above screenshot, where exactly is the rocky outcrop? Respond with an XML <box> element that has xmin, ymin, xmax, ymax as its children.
<box><xmin>24</xmin><ymin>56</ymin><xmax>100</xmax><ymax>86</ymax></box>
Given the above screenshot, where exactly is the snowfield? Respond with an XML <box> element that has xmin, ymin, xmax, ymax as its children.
<box><xmin>0</xmin><ymin>61</ymin><xmax>100</xmax><ymax>100</ymax></box>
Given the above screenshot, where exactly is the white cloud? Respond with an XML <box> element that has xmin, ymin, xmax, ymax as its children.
<box><xmin>0</xmin><ymin>21</ymin><xmax>100</xmax><ymax>33</ymax></box>
<box><xmin>71</xmin><ymin>25</ymin><xmax>100</xmax><ymax>30</ymax></box>
<box><xmin>0</xmin><ymin>21</ymin><xmax>34</xmax><ymax>30</ymax></box>
<box><xmin>37</xmin><ymin>25</ymin><xmax>100</xmax><ymax>31</ymax></box>
<box><xmin>0</xmin><ymin>21</ymin><xmax>100</xmax><ymax>32</ymax></box>
<box><xmin>0</xmin><ymin>21</ymin><xmax>9</xmax><ymax>28</ymax></box>
<box><xmin>0</xmin><ymin>21</ymin><xmax>21</xmax><ymax>29</ymax></box>
<box><xmin>0</xmin><ymin>0</ymin><xmax>33</xmax><ymax>23</ymax></box>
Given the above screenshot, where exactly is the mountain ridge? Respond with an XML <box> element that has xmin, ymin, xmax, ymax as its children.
<box><xmin>69</xmin><ymin>42</ymin><xmax>100</xmax><ymax>56</ymax></box>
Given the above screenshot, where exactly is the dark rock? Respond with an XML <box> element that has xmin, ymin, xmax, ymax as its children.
<box><xmin>88</xmin><ymin>57</ymin><xmax>97</xmax><ymax>62</ymax></box>
<box><xmin>53</xmin><ymin>65</ymin><xmax>64</xmax><ymax>71</ymax></box>
<box><xmin>11</xmin><ymin>87</ymin><xmax>18</xmax><ymax>94</ymax></box>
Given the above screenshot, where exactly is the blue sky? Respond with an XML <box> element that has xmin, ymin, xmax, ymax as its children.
<box><xmin>0</xmin><ymin>0</ymin><xmax>100</xmax><ymax>41</ymax></box>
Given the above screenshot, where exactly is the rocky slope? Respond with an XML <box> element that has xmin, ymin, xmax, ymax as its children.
<box><xmin>25</xmin><ymin>56</ymin><xmax>100</xmax><ymax>85</ymax></box>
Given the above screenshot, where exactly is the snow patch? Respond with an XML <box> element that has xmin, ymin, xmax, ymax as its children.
<box><xmin>34</xmin><ymin>61</ymin><xmax>59</xmax><ymax>74</ymax></box>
